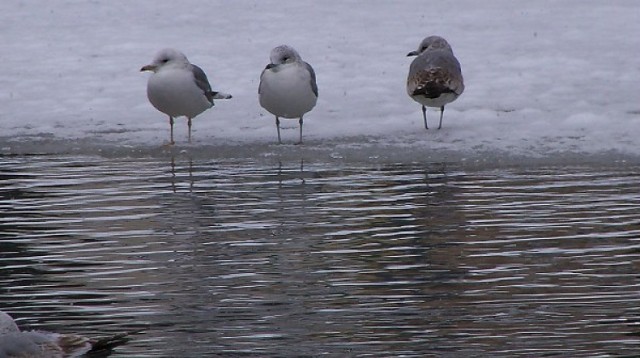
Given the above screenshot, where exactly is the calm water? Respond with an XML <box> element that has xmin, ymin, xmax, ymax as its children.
<box><xmin>1</xmin><ymin>152</ymin><xmax>639</xmax><ymax>357</ymax></box>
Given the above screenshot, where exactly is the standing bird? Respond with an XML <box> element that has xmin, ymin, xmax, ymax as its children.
<box><xmin>407</xmin><ymin>36</ymin><xmax>464</xmax><ymax>130</ymax></box>
<box><xmin>259</xmin><ymin>45</ymin><xmax>318</xmax><ymax>144</ymax></box>
<box><xmin>141</xmin><ymin>48</ymin><xmax>231</xmax><ymax>144</ymax></box>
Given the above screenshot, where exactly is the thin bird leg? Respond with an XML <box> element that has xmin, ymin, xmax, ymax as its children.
<box><xmin>422</xmin><ymin>105</ymin><xmax>428</xmax><ymax>130</ymax></box>
<box><xmin>187</xmin><ymin>117</ymin><xmax>192</xmax><ymax>143</ymax></box>
<box><xmin>276</xmin><ymin>116</ymin><xmax>282</xmax><ymax>144</ymax></box>
<box><xmin>296</xmin><ymin>116</ymin><xmax>304</xmax><ymax>145</ymax></box>
<box><xmin>438</xmin><ymin>106</ymin><xmax>445</xmax><ymax>130</ymax></box>
<box><xmin>169</xmin><ymin>116</ymin><xmax>175</xmax><ymax>145</ymax></box>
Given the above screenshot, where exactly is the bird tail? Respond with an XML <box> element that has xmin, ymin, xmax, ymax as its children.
<box><xmin>87</xmin><ymin>330</ymin><xmax>142</xmax><ymax>356</ymax></box>
<box><xmin>211</xmin><ymin>91</ymin><xmax>232</xmax><ymax>99</ymax></box>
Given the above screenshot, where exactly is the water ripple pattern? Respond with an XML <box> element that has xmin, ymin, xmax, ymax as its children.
<box><xmin>1</xmin><ymin>155</ymin><xmax>639</xmax><ymax>357</ymax></box>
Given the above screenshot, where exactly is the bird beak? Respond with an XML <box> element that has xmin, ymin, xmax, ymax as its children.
<box><xmin>265</xmin><ymin>63</ymin><xmax>277</xmax><ymax>70</ymax></box>
<box><xmin>407</xmin><ymin>51</ymin><xmax>418</xmax><ymax>57</ymax></box>
<box><xmin>140</xmin><ymin>64</ymin><xmax>157</xmax><ymax>72</ymax></box>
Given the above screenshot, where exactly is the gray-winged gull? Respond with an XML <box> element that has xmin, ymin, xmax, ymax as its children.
<box><xmin>407</xmin><ymin>36</ymin><xmax>464</xmax><ymax>129</ymax></box>
<box><xmin>141</xmin><ymin>48</ymin><xmax>232</xmax><ymax>144</ymax></box>
<box><xmin>259</xmin><ymin>45</ymin><xmax>318</xmax><ymax>144</ymax></box>
<box><xmin>0</xmin><ymin>310</ymin><xmax>133</xmax><ymax>358</ymax></box>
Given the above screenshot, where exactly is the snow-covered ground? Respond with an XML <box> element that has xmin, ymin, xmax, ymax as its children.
<box><xmin>1</xmin><ymin>1</ymin><xmax>639</xmax><ymax>163</ymax></box>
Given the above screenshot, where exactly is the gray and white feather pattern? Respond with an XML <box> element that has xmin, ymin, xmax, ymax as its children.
<box><xmin>407</xmin><ymin>36</ymin><xmax>464</xmax><ymax>130</ymax></box>
<box><xmin>259</xmin><ymin>45</ymin><xmax>318</xmax><ymax>144</ymax></box>
<box><xmin>141</xmin><ymin>48</ymin><xmax>231</xmax><ymax>144</ymax></box>
<box><xmin>0</xmin><ymin>311</ymin><xmax>132</xmax><ymax>358</ymax></box>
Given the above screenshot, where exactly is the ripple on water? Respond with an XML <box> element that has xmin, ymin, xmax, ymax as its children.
<box><xmin>1</xmin><ymin>155</ymin><xmax>639</xmax><ymax>356</ymax></box>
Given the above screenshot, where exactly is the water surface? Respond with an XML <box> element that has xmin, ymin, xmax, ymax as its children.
<box><xmin>1</xmin><ymin>153</ymin><xmax>639</xmax><ymax>357</ymax></box>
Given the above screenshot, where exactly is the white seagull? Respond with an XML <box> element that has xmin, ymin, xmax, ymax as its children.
<box><xmin>407</xmin><ymin>36</ymin><xmax>464</xmax><ymax>130</ymax></box>
<box><xmin>0</xmin><ymin>311</ymin><xmax>132</xmax><ymax>357</ymax></box>
<box><xmin>259</xmin><ymin>45</ymin><xmax>318</xmax><ymax>144</ymax></box>
<box><xmin>141</xmin><ymin>48</ymin><xmax>231</xmax><ymax>144</ymax></box>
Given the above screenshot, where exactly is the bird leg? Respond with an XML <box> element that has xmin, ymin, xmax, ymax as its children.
<box><xmin>422</xmin><ymin>105</ymin><xmax>428</xmax><ymax>130</ymax></box>
<box><xmin>187</xmin><ymin>117</ymin><xmax>192</xmax><ymax>143</ymax></box>
<box><xmin>169</xmin><ymin>116</ymin><xmax>175</xmax><ymax>145</ymax></box>
<box><xmin>438</xmin><ymin>106</ymin><xmax>444</xmax><ymax>130</ymax></box>
<box><xmin>276</xmin><ymin>116</ymin><xmax>282</xmax><ymax>144</ymax></box>
<box><xmin>296</xmin><ymin>116</ymin><xmax>304</xmax><ymax>145</ymax></box>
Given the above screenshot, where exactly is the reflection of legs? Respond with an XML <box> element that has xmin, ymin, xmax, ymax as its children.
<box><xmin>421</xmin><ymin>105</ymin><xmax>428</xmax><ymax>130</ymax></box>
<box><xmin>169</xmin><ymin>116</ymin><xmax>175</xmax><ymax>144</ymax></box>
<box><xmin>189</xmin><ymin>157</ymin><xmax>194</xmax><ymax>193</ymax></box>
<box><xmin>170</xmin><ymin>155</ymin><xmax>176</xmax><ymax>193</ymax></box>
<box><xmin>438</xmin><ymin>106</ymin><xmax>444</xmax><ymax>130</ymax></box>
<box><xmin>188</xmin><ymin>117</ymin><xmax>192</xmax><ymax>143</ymax></box>
<box><xmin>275</xmin><ymin>116</ymin><xmax>282</xmax><ymax>144</ymax></box>
<box><xmin>297</xmin><ymin>116</ymin><xmax>304</xmax><ymax>145</ymax></box>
